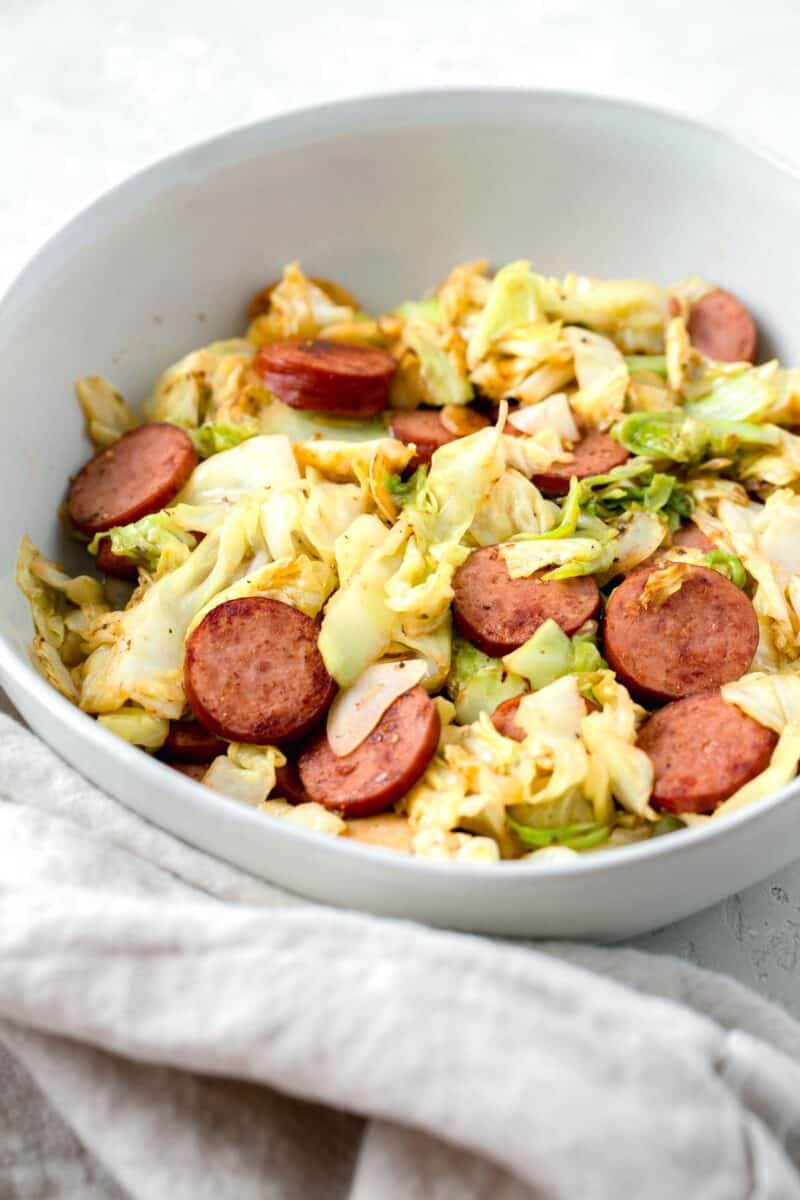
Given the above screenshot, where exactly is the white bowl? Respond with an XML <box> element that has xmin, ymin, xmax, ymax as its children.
<box><xmin>2</xmin><ymin>89</ymin><xmax>799</xmax><ymax>939</ymax></box>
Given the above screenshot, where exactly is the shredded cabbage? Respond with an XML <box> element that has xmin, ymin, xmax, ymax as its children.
<box><xmin>204</xmin><ymin>743</ymin><xmax>286</xmax><ymax>807</ymax></box>
<box><xmin>75</xmin><ymin>376</ymin><xmax>138</xmax><ymax>449</ymax></box>
<box><xmin>90</xmin><ymin>513</ymin><xmax>197</xmax><ymax>574</ymax></box>
<box><xmin>26</xmin><ymin>255</ymin><xmax>800</xmax><ymax>859</ymax></box>
<box><xmin>446</xmin><ymin>637</ymin><xmax>526</xmax><ymax>724</ymax></box>
<box><xmin>16</xmin><ymin>537</ymin><xmax>108</xmax><ymax>700</ymax></box>
<box><xmin>502</xmin><ymin>620</ymin><xmax>605</xmax><ymax>690</ymax></box>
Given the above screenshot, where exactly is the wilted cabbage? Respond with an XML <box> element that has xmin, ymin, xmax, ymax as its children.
<box><xmin>446</xmin><ymin>637</ymin><xmax>526</xmax><ymax>724</ymax></box>
<box><xmin>90</xmin><ymin>512</ymin><xmax>197</xmax><ymax>574</ymax></box>
<box><xmin>246</xmin><ymin>261</ymin><xmax>359</xmax><ymax>347</ymax></box>
<box><xmin>144</xmin><ymin>339</ymin><xmax>261</xmax><ymax>427</ymax></box>
<box><xmin>16</xmin><ymin>536</ymin><xmax>109</xmax><ymax>700</ymax></box>
<box><xmin>75</xmin><ymin>376</ymin><xmax>138</xmax><ymax>449</ymax></box>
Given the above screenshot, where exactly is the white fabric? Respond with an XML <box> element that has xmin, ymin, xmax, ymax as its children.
<box><xmin>2</xmin><ymin>711</ymin><xmax>800</xmax><ymax>1198</ymax></box>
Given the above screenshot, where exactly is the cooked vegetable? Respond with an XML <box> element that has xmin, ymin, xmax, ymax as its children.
<box><xmin>19</xmin><ymin>255</ymin><xmax>800</xmax><ymax>861</ymax></box>
<box><xmin>89</xmin><ymin>512</ymin><xmax>197</xmax><ymax>573</ymax></box>
<box><xmin>445</xmin><ymin>637</ymin><xmax>526</xmax><ymax>724</ymax></box>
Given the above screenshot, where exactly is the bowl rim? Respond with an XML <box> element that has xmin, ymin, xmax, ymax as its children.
<box><xmin>2</xmin><ymin>84</ymin><xmax>799</xmax><ymax>882</ymax></box>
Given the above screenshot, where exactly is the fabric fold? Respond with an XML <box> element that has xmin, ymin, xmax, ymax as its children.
<box><xmin>1</xmin><ymin>713</ymin><xmax>800</xmax><ymax>1199</ymax></box>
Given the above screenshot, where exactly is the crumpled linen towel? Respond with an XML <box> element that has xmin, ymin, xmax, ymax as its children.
<box><xmin>1</xmin><ymin>711</ymin><xmax>800</xmax><ymax>1200</ymax></box>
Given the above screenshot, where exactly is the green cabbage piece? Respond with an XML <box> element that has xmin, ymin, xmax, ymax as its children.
<box><xmin>187</xmin><ymin>420</ymin><xmax>259</xmax><ymax>458</ymax></box>
<box><xmin>685</xmin><ymin>365</ymin><xmax>776</xmax><ymax>422</ymax></box>
<box><xmin>704</xmin><ymin>549</ymin><xmax>747</xmax><ymax>589</ymax></box>
<box><xmin>624</xmin><ymin>355</ymin><xmax>667</xmax><ymax>378</ymax></box>
<box><xmin>89</xmin><ymin>512</ymin><xmax>197</xmax><ymax>572</ymax></box>
<box><xmin>467</xmin><ymin>260</ymin><xmax>544</xmax><ymax>367</ymax></box>
<box><xmin>501</xmin><ymin>535</ymin><xmax>615</xmax><ymax>581</ymax></box>
<box><xmin>502</xmin><ymin>619</ymin><xmax>606</xmax><ymax>690</ymax></box>
<box><xmin>445</xmin><ymin>637</ymin><xmax>526</xmax><ymax>724</ymax></box>
<box><xmin>613</xmin><ymin>411</ymin><xmax>778</xmax><ymax>464</ymax></box>
<box><xmin>507</xmin><ymin>815</ymin><xmax>611</xmax><ymax>851</ymax></box>
<box><xmin>651</xmin><ymin>814</ymin><xmax>686</xmax><ymax>837</ymax></box>
<box><xmin>178</xmin><ymin>434</ymin><xmax>299</xmax><ymax>506</ymax></box>
<box><xmin>258</xmin><ymin>398</ymin><xmax>386</xmax><ymax>443</ymax></box>
<box><xmin>319</xmin><ymin>520</ymin><xmax>410</xmax><ymax>687</ymax></box>
<box><xmin>16</xmin><ymin>536</ymin><xmax>109</xmax><ymax>700</ymax></box>
<box><xmin>396</xmin><ymin>298</ymin><xmax>442</xmax><ymax>323</ymax></box>
<box><xmin>384</xmin><ymin>467</ymin><xmax>428</xmax><ymax>509</ymax></box>
<box><xmin>578</xmin><ymin>460</ymin><xmax>693</xmax><ymax>528</ymax></box>
<box><xmin>404</xmin><ymin>327</ymin><xmax>473</xmax><ymax>407</ymax></box>
<box><xmin>414</xmin><ymin>421</ymin><xmax>506</xmax><ymax>545</ymax></box>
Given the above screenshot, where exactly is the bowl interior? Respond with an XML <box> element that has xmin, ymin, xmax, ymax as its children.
<box><xmin>3</xmin><ymin>92</ymin><xmax>798</xmax><ymax>591</ymax></box>
<box><xmin>2</xmin><ymin>90</ymin><xmax>800</xmax><ymax>936</ymax></box>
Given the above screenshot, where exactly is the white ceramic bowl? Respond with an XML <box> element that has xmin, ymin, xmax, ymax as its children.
<box><xmin>2</xmin><ymin>90</ymin><xmax>799</xmax><ymax>939</ymax></box>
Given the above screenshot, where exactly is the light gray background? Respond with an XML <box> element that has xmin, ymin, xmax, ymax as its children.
<box><xmin>2</xmin><ymin>0</ymin><xmax>799</xmax><ymax>1014</ymax></box>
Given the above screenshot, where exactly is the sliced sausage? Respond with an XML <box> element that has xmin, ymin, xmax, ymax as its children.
<box><xmin>274</xmin><ymin>761</ymin><xmax>308</xmax><ymax>806</ymax></box>
<box><xmin>452</xmin><ymin>545</ymin><xmax>601</xmax><ymax>657</ymax></box>
<box><xmin>389</xmin><ymin>408</ymin><xmax>490</xmax><ymax>467</ymax></box>
<box><xmin>255</xmin><ymin>338</ymin><xmax>396</xmax><ymax>416</ymax></box>
<box><xmin>638</xmin><ymin>691</ymin><xmax>776</xmax><ymax>813</ymax></box>
<box><xmin>162</xmin><ymin>719</ymin><xmax>227</xmax><ymax>764</ymax></box>
<box><xmin>184</xmin><ymin>597</ymin><xmax>336</xmax><ymax>744</ymax></box>
<box><xmin>687</xmin><ymin>289</ymin><xmax>757</xmax><ymax>363</ymax></box>
<box><xmin>670</xmin><ymin>521</ymin><xmax>714</xmax><ymax>553</ymax></box>
<box><xmin>530</xmin><ymin>429</ymin><xmax>629</xmax><ymax>497</ymax></box>
<box><xmin>297</xmin><ymin>686</ymin><xmax>440</xmax><ymax>818</ymax></box>
<box><xmin>68</xmin><ymin>424</ymin><xmax>197</xmax><ymax>535</ymax></box>
<box><xmin>603</xmin><ymin>564</ymin><xmax>758</xmax><ymax>705</ymax></box>
<box><xmin>95</xmin><ymin>538</ymin><xmax>139</xmax><ymax>580</ymax></box>
<box><xmin>389</xmin><ymin>409</ymin><xmax>455</xmax><ymax>465</ymax></box>
<box><xmin>166</xmin><ymin>762</ymin><xmax>209</xmax><ymax>782</ymax></box>
<box><xmin>491</xmin><ymin>694</ymin><xmax>526</xmax><ymax>742</ymax></box>
<box><xmin>248</xmin><ymin>276</ymin><xmax>359</xmax><ymax>321</ymax></box>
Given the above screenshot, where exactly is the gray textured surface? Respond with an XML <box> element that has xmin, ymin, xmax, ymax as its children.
<box><xmin>2</xmin><ymin>0</ymin><xmax>799</xmax><ymax>1016</ymax></box>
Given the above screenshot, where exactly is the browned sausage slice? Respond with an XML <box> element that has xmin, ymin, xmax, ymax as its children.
<box><xmin>452</xmin><ymin>545</ymin><xmax>601</xmax><ymax>657</ymax></box>
<box><xmin>69</xmin><ymin>424</ymin><xmax>197</xmax><ymax>535</ymax></box>
<box><xmin>603</xmin><ymin>565</ymin><xmax>758</xmax><ymax>705</ymax></box>
<box><xmin>670</xmin><ymin>521</ymin><xmax>714</xmax><ymax>553</ymax></box>
<box><xmin>95</xmin><ymin>538</ymin><xmax>140</xmax><ymax>580</ymax></box>
<box><xmin>531</xmin><ymin>429</ymin><xmax>629</xmax><ymax>497</ymax></box>
<box><xmin>638</xmin><ymin>691</ymin><xmax>776</xmax><ymax>813</ymax></box>
<box><xmin>297</xmin><ymin>686</ymin><xmax>440</xmax><ymax>818</ymax></box>
<box><xmin>162</xmin><ymin>719</ymin><xmax>227</xmax><ymax>764</ymax></box>
<box><xmin>389</xmin><ymin>408</ymin><xmax>490</xmax><ymax>467</ymax></box>
<box><xmin>687</xmin><ymin>289</ymin><xmax>757</xmax><ymax>363</ymax></box>
<box><xmin>184</xmin><ymin>597</ymin><xmax>337</xmax><ymax>744</ymax></box>
<box><xmin>491</xmin><ymin>694</ymin><xmax>526</xmax><ymax>742</ymax></box>
<box><xmin>389</xmin><ymin>409</ymin><xmax>455</xmax><ymax>465</ymax></box>
<box><xmin>255</xmin><ymin>338</ymin><xmax>396</xmax><ymax>416</ymax></box>
<box><xmin>274</xmin><ymin>761</ymin><xmax>308</xmax><ymax>806</ymax></box>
